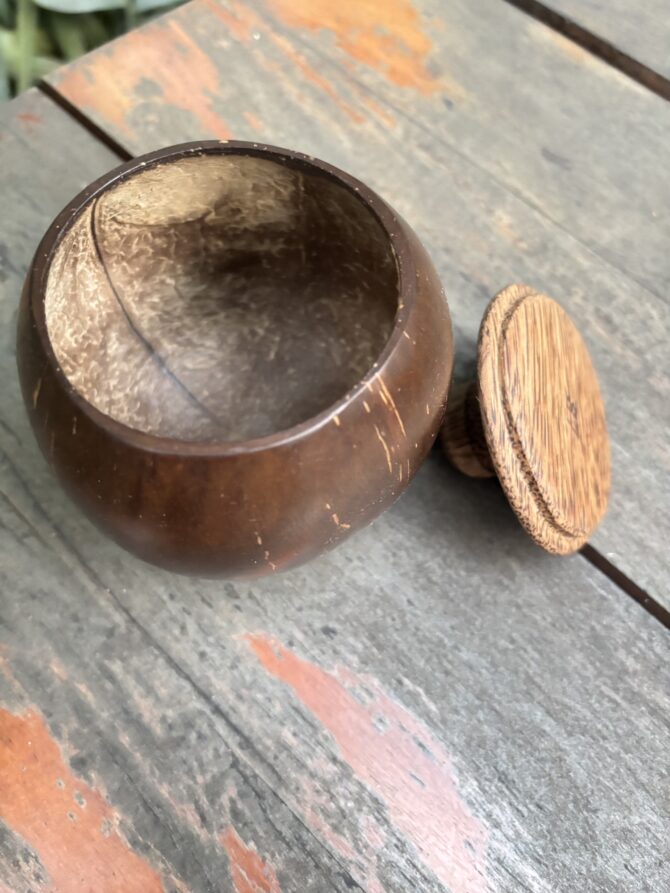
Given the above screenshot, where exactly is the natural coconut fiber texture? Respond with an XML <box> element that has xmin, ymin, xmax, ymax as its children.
<box><xmin>45</xmin><ymin>154</ymin><xmax>397</xmax><ymax>442</ymax></box>
<box><xmin>478</xmin><ymin>284</ymin><xmax>611</xmax><ymax>555</ymax></box>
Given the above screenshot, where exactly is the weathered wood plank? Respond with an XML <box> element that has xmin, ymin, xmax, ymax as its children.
<box><xmin>46</xmin><ymin>0</ymin><xmax>670</xmax><ymax>300</ymax></box>
<box><xmin>523</xmin><ymin>0</ymin><xmax>670</xmax><ymax>85</ymax></box>
<box><xmin>2</xmin><ymin>367</ymin><xmax>669</xmax><ymax>891</ymax></box>
<box><xmin>45</xmin><ymin>0</ymin><xmax>670</xmax><ymax>605</ymax></box>
<box><xmin>0</xmin><ymin>583</ymin><xmax>359</xmax><ymax>893</ymax></box>
<box><xmin>0</xmin><ymin>90</ymin><xmax>365</xmax><ymax>893</ymax></box>
<box><xmin>1</xmin><ymin>94</ymin><xmax>668</xmax><ymax>893</ymax></box>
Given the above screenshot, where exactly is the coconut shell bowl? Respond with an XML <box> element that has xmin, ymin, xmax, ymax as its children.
<box><xmin>17</xmin><ymin>141</ymin><xmax>453</xmax><ymax>577</ymax></box>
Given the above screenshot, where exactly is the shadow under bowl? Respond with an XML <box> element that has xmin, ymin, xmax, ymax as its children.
<box><xmin>18</xmin><ymin>141</ymin><xmax>453</xmax><ymax>577</ymax></box>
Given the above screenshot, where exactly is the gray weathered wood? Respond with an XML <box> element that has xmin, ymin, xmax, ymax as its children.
<box><xmin>0</xmin><ymin>90</ymin><xmax>364</xmax><ymax>893</ymax></box>
<box><xmin>0</xmin><ymin>544</ymin><xmax>363</xmax><ymax>893</ymax></box>
<box><xmin>535</xmin><ymin>0</ymin><xmax>670</xmax><ymax>83</ymax></box>
<box><xmin>45</xmin><ymin>0</ymin><xmax>670</xmax><ymax>605</ymax></box>
<box><xmin>0</xmin><ymin>92</ymin><xmax>668</xmax><ymax>893</ymax></box>
<box><xmin>45</xmin><ymin>0</ymin><xmax>670</xmax><ymax>299</ymax></box>
<box><xmin>2</xmin><ymin>359</ymin><xmax>669</xmax><ymax>892</ymax></box>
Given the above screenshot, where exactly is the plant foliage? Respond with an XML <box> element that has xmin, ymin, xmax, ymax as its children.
<box><xmin>0</xmin><ymin>0</ymin><xmax>182</xmax><ymax>97</ymax></box>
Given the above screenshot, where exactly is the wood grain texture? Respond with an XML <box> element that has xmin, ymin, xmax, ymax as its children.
<box><xmin>43</xmin><ymin>0</ymin><xmax>670</xmax><ymax>605</ymax></box>
<box><xmin>46</xmin><ymin>0</ymin><xmax>670</xmax><ymax>297</ymax></box>
<box><xmin>0</xmin><ymin>91</ymin><xmax>365</xmax><ymax>893</ymax></box>
<box><xmin>1</xmin><ymin>92</ymin><xmax>669</xmax><ymax>893</ymax></box>
<box><xmin>525</xmin><ymin>0</ymin><xmax>670</xmax><ymax>83</ymax></box>
<box><xmin>476</xmin><ymin>285</ymin><xmax>610</xmax><ymax>554</ymax></box>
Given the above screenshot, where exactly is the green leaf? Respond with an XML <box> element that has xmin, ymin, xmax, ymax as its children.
<box><xmin>0</xmin><ymin>26</ymin><xmax>18</xmax><ymax>64</ymax></box>
<box><xmin>0</xmin><ymin>25</ymin><xmax>59</xmax><ymax>82</ymax></box>
<box><xmin>31</xmin><ymin>51</ymin><xmax>59</xmax><ymax>75</ymax></box>
<box><xmin>35</xmin><ymin>26</ymin><xmax>55</xmax><ymax>55</ymax></box>
<box><xmin>125</xmin><ymin>0</ymin><xmax>136</xmax><ymax>29</ymax></box>
<box><xmin>0</xmin><ymin>0</ymin><xmax>11</xmax><ymax>29</ymax></box>
<box><xmin>79</xmin><ymin>11</ymin><xmax>110</xmax><ymax>46</ymax></box>
<box><xmin>48</xmin><ymin>9</ymin><xmax>87</xmax><ymax>58</ymax></box>
<box><xmin>16</xmin><ymin>0</ymin><xmax>38</xmax><ymax>92</ymax></box>
<box><xmin>0</xmin><ymin>36</ymin><xmax>9</xmax><ymax>100</ymax></box>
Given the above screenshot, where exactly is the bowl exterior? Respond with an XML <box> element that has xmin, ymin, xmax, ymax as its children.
<box><xmin>18</xmin><ymin>183</ymin><xmax>452</xmax><ymax>577</ymax></box>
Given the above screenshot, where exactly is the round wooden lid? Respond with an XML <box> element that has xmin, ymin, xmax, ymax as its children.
<box><xmin>478</xmin><ymin>284</ymin><xmax>610</xmax><ymax>554</ymax></box>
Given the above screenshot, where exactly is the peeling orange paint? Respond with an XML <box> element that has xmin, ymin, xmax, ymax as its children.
<box><xmin>52</xmin><ymin>56</ymin><xmax>134</xmax><ymax>138</ymax></box>
<box><xmin>208</xmin><ymin>0</ymin><xmax>367</xmax><ymax>125</ymax></box>
<box><xmin>263</xmin><ymin>0</ymin><xmax>439</xmax><ymax>93</ymax></box>
<box><xmin>362</xmin><ymin>814</ymin><xmax>386</xmax><ymax>850</ymax></box>
<box><xmin>494</xmin><ymin>212</ymin><xmax>528</xmax><ymax>251</ymax></box>
<box><xmin>221</xmin><ymin>826</ymin><xmax>281</xmax><ymax>893</ymax></box>
<box><xmin>52</xmin><ymin>0</ymin><xmax>435</xmax><ymax>140</ymax></box>
<box><xmin>204</xmin><ymin>0</ymin><xmax>258</xmax><ymax>41</ymax></box>
<box><xmin>53</xmin><ymin>17</ymin><xmax>231</xmax><ymax>142</ymax></box>
<box><xmin>358</xmin><ymin>92</ymin><xmax>396</xmax><ymax>128</ymax></box>
<box><xmin>17</xmin><ymin>112</ymin><xmax>41</xmax><ymax>128</ymax></box>
<box><xmin>297</xmin><ymin>776</ymin><xmax>386</xmax><ymax>893</ymax></box>
<box><xmin>269</xmin><ymin>32</ymin><xmax>365</xmax><ymax>123</ymax></box>
<box><xmin>0</xmin><ymin>708</ymin><xmax>164</xmax><ymax>893</ymax></box>
<box><xmin>74</xmin><ymin>681</ymin><xmax>95</xmax><ymax>705</ymax></box>
<box><xmin>244</xmin><ymin>111</ymin><xmax>265</xmax><ymax>132</ymax></box>
<box><xmin>50</xmin><ymin>658</ymin><xmax>68</xmax><ymax>680</ymax></box>
<box><xmin>244</xmin><ymin>634</ymin><xmax>489</xmax><ymax>893</ymax></box>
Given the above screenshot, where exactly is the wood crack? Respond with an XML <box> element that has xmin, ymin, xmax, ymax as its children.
<box><xmin>36</xmin><ymin>79</ymin><xmax>133</xmax><ymax>160</ymax></box>
<box><xmin>580</xmin><ymin>543</ymin><xmax>670</xmax><ymax>629</ymax></box>
<box><xmin>501</xmin><ymin>0</ymin><xmax>670</xmax><ymax>102</ymax></box>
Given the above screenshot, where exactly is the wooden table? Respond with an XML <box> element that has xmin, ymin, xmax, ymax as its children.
<box><xmin>1</xmin><ymin>1</ymin><xmax>668</xmax><ymax>890</ymax></box>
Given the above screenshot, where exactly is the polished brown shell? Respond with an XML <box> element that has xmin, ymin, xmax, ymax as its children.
<box><xmin>17</xmin><ymin>141</ymin><xmax>453</xmax><ymax>576</ymax></box>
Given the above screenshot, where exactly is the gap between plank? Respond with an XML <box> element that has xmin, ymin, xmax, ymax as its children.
<box><xmin>581</xmin><ymin>544</ymin><xmax>670</xmax><ymax>629</ymax></box>
<box><xmin>37</xmin><ymin>79</ymin><xmax>133</xmax><ymax>160</ymax></box>
<box><xmin>501</xmin><ymin>0</ymin><xmax>670</xmax><ymax>102</ymax></box>
<box><xmin>35</xmin><ymin>81</ymin><xmax>669</xmax><ymax>632</ymax></box>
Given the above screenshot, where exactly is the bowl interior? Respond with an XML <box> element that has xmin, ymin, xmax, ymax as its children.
<box><xmin>44</xmin><ymin>151</ymin><xmax>399</xmax><ymax>442</ymax></box>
